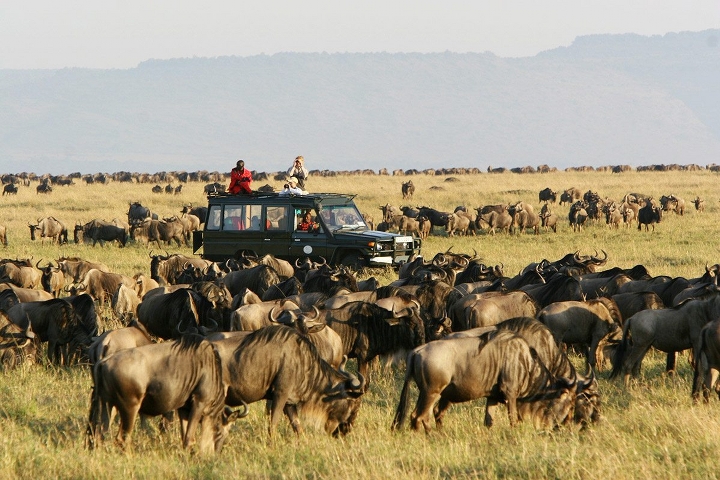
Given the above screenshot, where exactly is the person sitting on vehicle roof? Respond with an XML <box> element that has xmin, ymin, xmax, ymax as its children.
<box><xmin>279</xmin><ymin>177</ymin><xmax>306</xmax><ymax>196</ymax></box>
<box><xmin>228</xmin><ymin>159</ymin><xmax>252</xmax><ymax>194</ymax></box>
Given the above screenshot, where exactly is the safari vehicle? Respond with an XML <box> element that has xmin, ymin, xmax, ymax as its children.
<box><xmin>193</xmin><ymin>192</ymin><xmax>421</xmax><ymax>268</ymax></box>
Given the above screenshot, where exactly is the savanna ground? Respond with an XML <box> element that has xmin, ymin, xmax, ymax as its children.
<box><xmin>1</xmin><ymin>169</ymin><xmax>719</xmax><ymax>479</ymax></box>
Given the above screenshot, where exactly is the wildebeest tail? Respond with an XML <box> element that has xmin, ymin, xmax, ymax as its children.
<box><xmin>609</xmin><ymin>320</ymin><xmax>632</xmax><ymax>379</ymax></box>
<box><xmin>391</xmin><ymin>351</ymin><xmax>417</xmax><ymax>431</ymax></box>
<box><xmin>86</xmin><ymin>361</ymin><xmax>105</xmax><ymax>449</ymax></box>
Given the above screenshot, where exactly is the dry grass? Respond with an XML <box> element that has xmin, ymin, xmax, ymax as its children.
<box><xmin>1</xmin><ymin>169</ymin><xmax>720</xmax><ymax>479</ymax></box>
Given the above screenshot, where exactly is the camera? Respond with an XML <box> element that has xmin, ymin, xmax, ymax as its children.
<box><xmin>284</xmin><ymin>183</ymin><xmax>289</xmax><ymax>189</ymax></box>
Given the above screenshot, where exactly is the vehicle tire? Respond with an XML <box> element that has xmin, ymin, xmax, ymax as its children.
<box><xmin>339</xmin><ymin>252</ymin><xmax>365</xmax><ymax>270</ymax></box>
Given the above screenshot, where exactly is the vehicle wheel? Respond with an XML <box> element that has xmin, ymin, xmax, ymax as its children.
<box><xmin>339</xmin><ymin>252</ymin><xmax>364</xmax><ymax>270</ymax></box>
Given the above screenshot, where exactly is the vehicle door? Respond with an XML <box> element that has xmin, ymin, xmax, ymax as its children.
<box><xmin>289</xmin><ymin>207</ymin><xmax>330</xmax><ymax>260</ymax></box>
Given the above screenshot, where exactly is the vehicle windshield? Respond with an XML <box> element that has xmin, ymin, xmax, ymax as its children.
<box><xmin>318</xmin><ymin>204</ymin><xmax>367</xmax><ymax>230</ymax></box>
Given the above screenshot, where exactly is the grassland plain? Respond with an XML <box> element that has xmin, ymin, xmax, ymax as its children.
<box><xmin>1</xmin><ymin>169</ymin><xmax>720</xmax><ymax>479</ymax></box>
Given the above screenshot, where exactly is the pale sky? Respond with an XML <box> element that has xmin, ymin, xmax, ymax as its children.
<box><xmin>1</xmin><ymin>1</ymin><xmax>718</xmax><ymax>69</ymax></box>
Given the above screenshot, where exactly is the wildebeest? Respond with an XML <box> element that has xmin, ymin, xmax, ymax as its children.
<box><xmin>211</xmin><ymin>325</ymin><xmax>365</xmax><ymax>436</ymax></box>
<box><xmin>2</xmin><ymin>184</ymin><xmax>18</xmax><ymax>195</ymax></box>
<box><xmin>87</xmin><ymin>319</ymin><xmax>153</xmax><ymax>366</ymax></box>
<box><xmin>693</xmin><ymin>318</ymin><xmax>720</xmax><ymax>403</ymax></box>
<box><xmin>559</xmin><ymin>187</ymin><xmax>582</xmax><ymax>205</ymax></box>
<box><xmin>36</xmin><ymin>260</ymin><xmax>66</xmax><ymax>298</ymax></box>
<box><xmin>693</xmin><ymin>196</ymin><xmax>705</xmax><ymax>213</ymax></box>
<box><xmin>36</xmin><ymin>182</ymin><xmax>52</xmax><ymax>194</ymax></box>
<box><xmin>401</xmin><ymin>180</ymin><xmax>415</xmax><ymax>199</ymax></box>
<box><xmin>391</xmin><ymin>330</ymin><xmax>578</xmax><ymax>432</ymax></box>
<box><xmin>537</xmin><ymin>298</ymin><xmax>622</xmax><ymax>368</ymax></box>
<box><xmin>222</xmin><ymin>264</ymin><xmax>282</xmax><ymax>297</ymax></box>
<box><xmin>29</xmin><ymin>217</ymin><xmax>68</xmax><ymax>244</ymax></box>
<box><xmin>138</xmin><ymin>287</ymin><xmax>225</xmax><ymax>339</ymax></box>
<box><xmin>88</xmin><ymin>335</ymin><xmax>246</xmax><ymax>454</ymax></box>
<box><xmin>538</xmin><ymin>188</ymin><xmax>557</xmax><ymax>204</ymax></box>
<box><xmin>111</xmin><ymin>284</ymin><xmax>141</xmax><ymax>323</ymax></box>
<box><xmin>449</xmin><ymin>291</ymin><xmax>539</xmax><ymax>331</ymax></box>
<box><xmin>56</xmin><ymin>256</ymin><xmax>110</xmax><ymax>283</ymax></box>
<box><xmin>314</xmin><ymin>300</ymin><xmax>425</xmax><ymax>382</ymax></box>
<box><xmin>611</xmin><ymin>294</ymin><xmax>720</xmax><ymax>385</ymax></box>
<box><xmin>660</xmin><ymin>194</ymin><xmax>685</xmax><ymax>216</ymax></box>
<box><xmin>539</xmin><ymin>204</ymin><xmax>558</xmax><ymax>233</ymax></box>
<box><xmin>69</xmin><ymin>269</ymin><xmax>136</xmax><ymax>306</ymax></box>
<box><xmin>127</xmin><ymin>202</ymin><xmax>155</xmax><ymax>226</ymax></box>
<box><xmin>637</xmin><ymin>199</ymin><xmax>662</xmax><ymax>231</ymax></box>
<box><xmin>149</xmin><ymin>252</ymin><xmax>217</xmax><ymax>286</ymax></box>
<box><xmin>131</xmin><ymin>217</ymin><xmax>186</xmax><ymax>247</ymax></box>
<box><xmin>6</xmin><ymin>296</ymin><xmax>98</xmax><ymax>364</ymax></box>
<box><xmin>0</xmin><ymin>260</ymin><xmax>42</xmax><ymax>289</ymax></box>
<box><xmin>568</xmin><ymin>202</ymin><xmax>588</xmax><ymax>232</ymax></box>
<box><xmin>476</xmin><ymin>209</ymin><xmax>513</xmax><ymax>235</ymax></box>
<box><xmin>80</xmin><ymin>219</ymin><xmax>128</xmax><ymax>247</ymax></box>
<box><xmin>0</xmin><ymin>311</ymin><xmax>37</xmax><ymax>369</ymax></box>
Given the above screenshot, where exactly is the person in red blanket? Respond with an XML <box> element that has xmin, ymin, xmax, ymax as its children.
<box><xmin>228</xmin><ymin>159</ymin><xmax>252</xmax><ymax>194</ymax></box>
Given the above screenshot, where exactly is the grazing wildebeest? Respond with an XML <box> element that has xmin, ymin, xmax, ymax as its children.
<box><xmin>610</xmin><ymin>294</ymin><xmax>720</xmax><ymax>386</ymax></box>
<box><xmin>211</xmin><ymin>325</ymin><xmax>365</xmax><ymax>436</ymax></box>
<box><xmin>7</xmin><ymin>296</ymin><xmax>98</xmax><ymax>364</ymax></box>
<box><xmin>56</xmin><ymin>256</ymin><xmax>110</xmax><ymax>283</ymax></box>
<box><xmin>87</xmin><ymin>335</ymin><xmax>246</xmax><ymax>454</ymax></box>
<box><xmin>537</xmin><ymin>298</ymin><xmax>622</xmax><ymax>369</ymax></box>
<box><xmin>391</xmin><ymin>330</ymin><xmax>579</xmax><ymax>432</ymax></box>
<box><xmin>0</xmin><ymin>311</ymin><xmax>38</xmax><ymax>369</ymax></box>
<box><xmin>29</xmin><ymin>217</ymin><xmax>68</xmax><ymax>244</ymax></box>
<box><xmin>2</xmin><ymin>184</ymin><xmax>18</xmax><ymax>195</ymax></box>
<box><xmin>69</xmin><ymin>269</ymin><xmax>136</xmax><ymax>306</ymax></box>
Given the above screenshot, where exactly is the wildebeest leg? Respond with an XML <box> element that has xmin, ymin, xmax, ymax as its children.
<box><xmin>433</xmin><ymin>398</ymin><xmax>452</xmax><ymax>429</ymax></box>
<box><xmin>116</xmin><ymin>404</ymin><xmax>140</xmax><ymax>450</ymax></box>
<box><xmin>283</xmin><ymin>404</ymin><xmax>303</xmax><ymax>434</ymax></box>
<box><xmin>622</xmin><ymin>343</ymin><xmax>652</xmax><ymax>385</ymax></box>
<box><xmin>268</xmin><ymin>392</ymin><xmax>290</xmax><ymax>435</ymax></box>
<box><xmin>412</xmin><ymin>390</ymin><xmax>439</xmax><ymax>433</ymax></box>
<box><xmin>665</xmin><ymin>351</ymin><xmax>677</xmax><ymax>374</ymax></box>
<box><xmin>484</xmin><ymin>399</ymin><xmax>500</xmax><ymax>427</ymax></box>
<box><xmin>505</xmin><ymin>395</ymin><xmax>519</xmax><ymax>427</ymax></box>
<box><xmin>158</xmin><ymin>411</ymin><xmax>174</xmax><ymax>433</ymax></box>
<box><xmin>180</xmin><ymin>403</ymin><xmax>204</xmax><ymax>450</ymax></box>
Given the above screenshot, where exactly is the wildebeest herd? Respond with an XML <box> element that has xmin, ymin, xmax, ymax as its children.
<box><xmin>3</xmin><ymin>243</ymin><xmax>720</xmax><ymax>455</ymax></box>
<box><xmin>379</xmin><ymin>186</ymin><xmax>704</xmax><ymax>238</ymax></box>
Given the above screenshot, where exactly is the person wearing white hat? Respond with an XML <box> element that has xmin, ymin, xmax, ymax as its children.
<box><xmin>287</xmin><ymin>155</ymin><xmax>309</xmax><ymax>189</ymax></box>
<box><xmin>279</xmin><ymin>176</ymin><xmax>305</xmax><ymax>195</ymax></box>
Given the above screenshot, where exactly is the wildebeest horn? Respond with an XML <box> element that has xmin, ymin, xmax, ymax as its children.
<box><xmin>224</xmin><ymin>400</ymin><xmax>250</xmax><ymax>420</ymax></box>
<box><xmin>318</xmin><ymin>256</ymin><xmax>327</xmax><ymax>266</ymax></box>
<box><xmin>309</xmin><ymin>305</ymin><xmax>320</xmax><ymax>320</ymax></box>
<box><xmin>294</xmin><ymin>257</ymin><xmax>303</xmax><ymax>268</ymax></box>
<box><xmin>268</xmin><ymin>306</ymin><xmax>280</xmax><ymax>323</ymax></box>
<box><xmin>592</xmin><ymin>250</ymin><xmax>608</xmax><ymax>265</ymax></box>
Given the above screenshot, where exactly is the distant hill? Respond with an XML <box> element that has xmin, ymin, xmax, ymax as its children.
<box><xmin>1</xmin><ymin>29</ymin><xmax>718</xmax><ymax>175</ymax></box>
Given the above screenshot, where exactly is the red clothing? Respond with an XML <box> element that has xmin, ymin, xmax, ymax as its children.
<box><xmin>298</xmin><ymin>220</ymin><xmax>313</xmax><ymax>231</ymax></box>
<box><xmin>229</xmin><ymin>167</ymin><xmax>252</xmax><ymax>194</ymax></box>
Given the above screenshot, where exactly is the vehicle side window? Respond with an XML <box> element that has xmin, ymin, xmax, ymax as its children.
<box><xmin>266</xmin><ymin>206</ymin><xmax>288</xmax><ymax>231</ymax></box>
<box><xmin>223</xmin><ymin>206</ymin><xmax>245</xmax><ymax>230</ymax></box>
<box><xmin>206</xmin><ymin>206</ymin><xmax>222</xmax><ymax>230</ymax></box>
<box><xmin>246</xmin><ymin>205</ymin><xmax>263</xmax><ymax>231</ymax></box>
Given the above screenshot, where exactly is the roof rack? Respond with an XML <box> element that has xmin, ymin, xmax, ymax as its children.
<box><xmin>207</xmin><ymin>191</ymin><xmax>356</xmax><ymax>200</ymax></box>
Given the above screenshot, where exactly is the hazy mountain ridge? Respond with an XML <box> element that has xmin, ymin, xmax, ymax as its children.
<box><xmin>1</xmin><ymin>30</ymin><xmax>718</xmax><ymax>175</ymax></box>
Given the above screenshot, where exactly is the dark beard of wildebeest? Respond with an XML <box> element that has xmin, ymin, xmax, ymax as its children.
<box><xmin>6</xmin><ymin>295</ymin><xmax>98</xmax><ymax>365</ymax></box>
<box><xmin>306</xmin><ymin>300</ymin><xmax>425</xmax><ymax>386</ymax></box>
<box><xmin>391</xmin><ymin>330</ymin><xmax>578</xmax><ymax>433</ymax></box>
<box><xmin>610</xmin><ymin>293</ymin><xmax>720</xmax><ymax>386</ymax></box>
<box><xmin>0</xmin><ymin>311</ymin><xmax>38</xmax><ymax>369</ymax></box>
<box><xmin>537</xmin><ymin>297</ymin><xmax>623</xmax><ymax>369</ymax></box>
<box><xmin>210</xmin><ymin>325</ymin><xmax>364</xmax><ymax>437</ymax></box>
<box><xmin>87</xmin><ymin>335</ymin><xmax>247</xmax><ymax>454</ymax></box>
<box><xmin>137</xmin><ymin>287</ymin><xmax>224</xmax><ymax>340</ymax></box>
<box><xmin>693</xmin><ymin>318</ymin><xmax>720</xmax><ymax>403</ymax></box>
